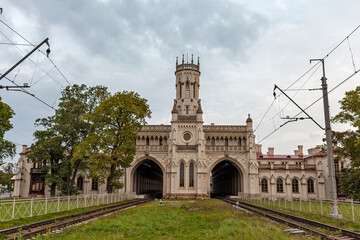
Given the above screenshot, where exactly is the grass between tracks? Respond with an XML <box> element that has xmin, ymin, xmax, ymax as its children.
<box><xmin>0</xmin><ymin>199</ymin><xmax>136</xmax><ymax>231</ymax></box>
<box><xmin>52</xmin><ymin>199</ymin><xmax>312</xmax><ymax>240</ymax></box>
<box><xmin>240</xmin><ymin>200</ymin><xmax>360</xmax><ymax>233</ymax></box>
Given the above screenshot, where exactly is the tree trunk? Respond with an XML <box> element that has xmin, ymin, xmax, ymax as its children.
<box><xmin>107</xmin><ymin>164</ymin><xmax>116</xmax><ymax>193</ymax></box>
<box><xmin>50</xmin><ymin>183</ymin><xmax>56</xmax><ymax>196</ymax></box>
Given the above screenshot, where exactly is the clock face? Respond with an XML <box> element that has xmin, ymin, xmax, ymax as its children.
<box><xmin>183</xmin><ymin>132</ymin><xmax>191</xmax><ymax>141</ymax></box>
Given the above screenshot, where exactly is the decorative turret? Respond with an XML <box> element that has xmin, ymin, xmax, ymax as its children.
<box><xmin>246</xmin><ymin>114</ymin><xmax>253</xmax><ymax>130</ymax></box>
<box><xmin>172</xmin><ymin>54</ymin><xmax>202</xmax><ymax>122</ymax></box>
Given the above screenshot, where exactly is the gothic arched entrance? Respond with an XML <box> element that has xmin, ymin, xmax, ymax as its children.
<box><xmin>132</xmin><ymin>159</ymin><xmax>163</xmax><ymax>198</ymax></box>
<box><xmin>210</xmin><ymin>160</ymin><xmax>243</xmax><ymax>196</ymax></box>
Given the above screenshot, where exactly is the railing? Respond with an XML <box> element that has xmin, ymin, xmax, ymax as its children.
<box><xmin>176</xmin><ymin>63</ymin><xmax>199</xmax><ymax>72</ymax></box>
<box><xmin>206</xmin><ymin>146</ymin><xmax>245</xmax><ymax>151</ymax></box>
<box><xmin>141</xmin><ymin>125</ymin><xmax>171</xmax><ymax>132</ymax></box>
<box><xmin>203</xmin><ymin>125</ymin><xmax>246</xmax><ymax>131</ymax></box>
<box><xmin>259</xmin><ymin>164</ymin><xmax>316</xmax><ymax>170</ymax></box>
<box><xmin>136</xmin><ymin>145</ymin><xmax>168</xmax><ymax>151</ymax></box>
<box><xmin>237</xmin><ymin>193</ymin><xmax>360</xmax><ymax>223</ymax></box>
<box><xmin>177</xmin><ymin>145</ymin><xmax>197</xmax><ymax>151</ymax></box>
<box><xmin>0</xmin><ymin>192</ymin><xmax>136</xmax><ymax>221</ymax></box>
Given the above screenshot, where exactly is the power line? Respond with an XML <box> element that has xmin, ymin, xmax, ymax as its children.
<box><xmin>0</xmin><ymin>19</ymin><xmax>72</xmax><ymax>86</ymax></box>
<box><xmin>0</xmin><ymin>29</ymin><xmax>64</xmax><ymax>87</ymax></box>
<box><xmin>258</xmin><ymin>68</ymin><xmax>360</xmax><ymax>143</ymax></box>
<box><xmin>255</xmin><ymin>24</ymin><xmax>360</xmax><ymax>141</ymax></box>
<box><xmin>0</xmin><ymin>73</ymin><xmax>56</xmax><ymax>110</ymax></box>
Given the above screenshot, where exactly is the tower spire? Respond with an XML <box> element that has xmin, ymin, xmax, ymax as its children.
<box><xmin>182</xmin><ymin>54</ymin><xmax>184</xmax><ymax>64</ymax></box>
<box><xmin>191</xmin><ymin>54</ymin><xmax>193</xmax><ymax>64</ymax></box>
<box><xmin>176</xmin><ymin>57</ymin><xmax>178</xmax><ymax>66</ymax></box>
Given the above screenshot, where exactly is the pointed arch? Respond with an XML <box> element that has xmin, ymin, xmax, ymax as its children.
<box><xmin>185</xmin><ymin>81</ymin><xmax>190</xmax><ymax>98</ymax></box>
<box><xmin>292</xmin><ymin>178</ymin><xmax>299</xmax><ymax>193</ymax></box>
<box><xmin>180</xmin><ymin>162</ymin><xmax>185</xmax><ymax>187</ymax></box>
<box><xmin>307</xmin><ymin>178</ymin><xmax>315</xmax><ymax>193</ymax></box>
<box><xmin>276</xmin><ymin>178</ymin><xmax>284</xmax><ymax>193</ymax></box>
<box><xmin>189</xmin><ymin>161</ymin><xmax>195</xmax><ymax>187</ymax></box>
<box><xmin>224</xmin><ymin>137</ymin><xmax>228</xmax><ymax>146</ymax></box>
<box><xmin>261</xmin><ymin>178</ymin><xmax>268</xmax><ymax>193</ymax></box>
<box><xmin>211</xmin><ymin>137</ymin><xmax>215</xmax><ymax>146</ymax></box>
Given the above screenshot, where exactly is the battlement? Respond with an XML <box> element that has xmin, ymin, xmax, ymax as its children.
<box><xmin>175</xmin><ymin>54</ymin><xmax>200</xmax><ymax>74</ymax></box>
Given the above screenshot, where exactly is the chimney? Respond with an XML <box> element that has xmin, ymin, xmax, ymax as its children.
<box><xmin>298</xmin><ymin>145</ymin><xmax>303</xmax><ymax>156</ymax></box>
<box><xmin>294</xmin><ymin>150</ymin><xmax>299</xmax><ymax>155</ymax></box>
<box><xmin>257</xmin><ymin>144</ymin><xmax>262</xmax><ymax>154</ymax></box>
<box><xmin>267</xmin><ymin>147</ymin><xmax>274</xmax><ymax>156</ymax></box>
<box><xmin>22</xmin><ymin>144</ymin><xmax>27</xmax><ymax>152</ymax></box>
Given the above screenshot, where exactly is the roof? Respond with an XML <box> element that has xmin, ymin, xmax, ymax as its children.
<box><xmin>257</xmin><ymin>153</ymin><xmax>307</xmax><ymax>160</ymax></box>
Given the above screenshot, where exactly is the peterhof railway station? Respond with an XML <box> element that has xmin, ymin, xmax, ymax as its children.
<box><xmin>11</xmin><ymin>56</ymin><xmax>348</xmax><ymax>200</ymax></box>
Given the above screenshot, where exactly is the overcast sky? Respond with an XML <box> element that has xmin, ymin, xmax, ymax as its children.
<box><xmin>1</xmin><ymin>0</ymin><xmax>360</xmax><ymax>164</ymax></box>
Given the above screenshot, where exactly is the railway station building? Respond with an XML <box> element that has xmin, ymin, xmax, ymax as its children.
<box><xmin>12</xmin><ymin>56</ymin><xmax>347</xmax><ymax>200</ymax></box>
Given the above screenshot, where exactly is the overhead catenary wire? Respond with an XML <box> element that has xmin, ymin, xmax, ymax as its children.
<box><xmin>0</xmin><ymin>29</ymin><xmax>64</xmax><ymax>87</ymax></box>
<box><xmin>0</xmin><ymin>19</ymin><xmax>72</xmax><ymax>86</ymax></box>
<box><xmin>0</xmin><ymin>73</ymin><xmax>56</xmax><ymax>110</ymax></box>
<box><xmin>255</xmin><ymin>24</ymin><xmax>360</xmax><ymax>143</ymax></box>
<box><xmin>258</xmin><ymin>68</ymin><xmax>360</xmax><ymax>143</ymax></box>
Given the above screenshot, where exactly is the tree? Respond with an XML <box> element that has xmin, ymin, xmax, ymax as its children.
<box><xmin>332</xmin><ymin>86</ymin><xmax>360</xmax><ymax>200</ymax></box>
<box><xmin>29</xmin><ymin>84</ymin><xmax>109</xmax><ymax>195</ymax></box>
<box><xmin>75</xmin><ymin>91</ymin><xmax>151</xmax><ymax>193</ymax></box>
<box><xmin>0</xmin><ymin>96</ymin><xmax>16</xmax><ymax>164</ymax></box>
<box><xmin>0</xmin><ymin>163</ymin><xmax>16</xmax><ymax>190</ymax></box>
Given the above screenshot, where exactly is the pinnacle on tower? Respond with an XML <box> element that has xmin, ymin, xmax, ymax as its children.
<box><xmin>191</xmin><ymin>54</ymin><xmax>193</xmax><ymax>64</ymax></box>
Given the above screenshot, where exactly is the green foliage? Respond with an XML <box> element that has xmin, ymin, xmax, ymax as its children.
<box><xmin>332</xmin><ymin>86</ymin><xmax>360</xmax><ymax>200</ymax></box>
<box><xmin>0</xmin><ymin>162</ymin><xmax>15</xmax><ymax>189</ymax></box>
<box><xmin>0</xmin><ymin>96</ymin><xmax>16</xmax><ymax>162</ymax></box>
<box><xmin>29</xmin><ymin>84</ymin><xmax>109</xmax><ymax>195</ymax></box>
<box><xmin>75</xmin><ymin>91</ymin><xmax>151</xmax><ymax>193</ymax></box>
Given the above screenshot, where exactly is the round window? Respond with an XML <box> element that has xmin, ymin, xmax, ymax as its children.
<box><xmin>183</xmin><ymin>133</ymin><xmax>191</xmax><ymax>141</ymax></box>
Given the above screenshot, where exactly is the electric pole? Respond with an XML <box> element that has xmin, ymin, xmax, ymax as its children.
<box><xmin>310</xmin><ymin>58</ymin><xmax>341</xmax><ymax>218</ymax></box>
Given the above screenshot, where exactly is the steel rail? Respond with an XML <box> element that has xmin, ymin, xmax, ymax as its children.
<box><xmin>0</xmin><ymin>198</ymin><xmax>151</xmax><ymax>239</ymax></box>
<box><xmin>219</xmin><ymin>198</ymin><xmax>360</xmax><ymax>240</ymax></box>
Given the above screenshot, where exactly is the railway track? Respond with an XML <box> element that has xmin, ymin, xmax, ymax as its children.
<box><xmin>0</xmin><ymin>198</ymin><xmax>152</xmax><ymax>239</ymax></box>
<box><xmin>218</xmin><ymin>197</ymin><xmax>360</xmax><ymax>240</ymax></box>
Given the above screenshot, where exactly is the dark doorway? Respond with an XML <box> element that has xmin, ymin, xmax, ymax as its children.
<box><xmin>133</xmin><ymin>159</ymin><xmax>163</xmax><ymax>198</ymax></box>
<box><xmin>211</xmin><ymin>160</ymin><xmax>242</xmax><ymax>196</ymax></box>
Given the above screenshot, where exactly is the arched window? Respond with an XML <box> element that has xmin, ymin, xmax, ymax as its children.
<box><xmin>238</xmin><ymin>138</ymin><xmax>241</xmax><ymax>146</ymax></box>
<box><xmin>292</xmin><ymin>178</ymin><xmax>299</xmax><ymax>193</ymax></box>
<box><xmin>276</xmin><ymin>178</ymin><xmax>283</xmax><ymax>193</ymax></box>
<box><xmin>91</xmin><ymin>178</ymin><xmax>98</xmax><ymax>191</ymax></box>
<box><xmin>186</xmin><ymin>82</ymin><xmax>190</xmax><ymax>98</ymax></box>
<box><xmin>193</xmin><ymin>82</ymin><xmax>196</xmax><ymax>98</ymax></box>
<box><xmin>261</xmin><ymin>178</ymin><xmax>268</xmax><ymax>192</ymax></box>
<box><xmin>224</xmin><ymin>137</ymin><xmax>228</xmax><ymax>146</ymax></box>
<box><xmin>159</xmin><ymin>137</ymin><xmax>163</xmax><ymax>146</ymax></box>
<box><xmin>307</xmin><ymin>179</ymin><xmax>315</xmax><ymax>193</ymax></box>
<box><xmin>77</xmin><ymin>176</ymin><xmax>84</xmax><ymax>191</ymax></box>
<box><xmin>146</xmin><ymin>137</ymin><xmax>150</xmax><ymax>146</ymax></box>
<box><xmin>179</xmin><ymin>81</ymin><xmax>182</xmax><ymax>98</ymax></box>
<box><xmin>189</xmin><ymin>162</ymin><xmax>194</xmax><ymax>187</ymax></box>
<box><xmin>211</xmin><ymin>137</ymin><xmax>215</xmax><ymax>146</ymax></box>
<box><xmin>180</xmin><ymin>162</ymin><xmax>185</xmax><ymax>187</ymax></box>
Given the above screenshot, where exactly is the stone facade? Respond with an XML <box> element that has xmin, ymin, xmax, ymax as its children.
<box><xmin>12</xmin><ymin>55</ymin><xmax>347</xmax><ymax>200</ymax></box>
